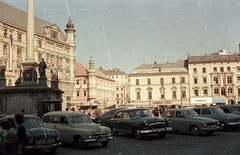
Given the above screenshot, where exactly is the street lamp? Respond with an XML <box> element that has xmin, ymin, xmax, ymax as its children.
<box><xmin>147</xmin><ymin>87</ymin><xmax>152</xmax><ymax>108</ymax></box>
<box><xmin>180</xmin><ymin>76</ymin><xmax>183</xmax><ymax>107</ymax></box>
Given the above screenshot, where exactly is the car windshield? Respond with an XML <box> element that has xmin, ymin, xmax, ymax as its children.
<box><xmin>129</xmin><ymin>109</ymin><xmax>151</xmax><ymax>118</ymax></box>
<box><xmin>183</xmin><ymin>110</ymin><xmax>198</xmax><ymax>117</ymax></box>
<box><xmin>212</xmin><ymin>108</ymin><xmax>225</xmax><ymax>114</ymax></box>
<box><xmin>24</xmin><ymin>118</ymin><xmax>43</xmax><ymax>127</ymax></box>
<box><xmin>69</xmin><ymin>115</ymin><xmax>92</xmax><ymax>124</ymax></box>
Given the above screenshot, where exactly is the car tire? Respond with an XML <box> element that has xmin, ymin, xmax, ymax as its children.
<box><xmin>101</xmin><ymin>140</ymin><xmax>108</xmax><ymax>147</ymax></box>
<box><xmin>133</xmin><ymin>127</ymin><xmax>144</xmax><ymax>140</ymax></box>
<box><xmin>78</xmin><ymin>137</ymin><xmax>86</xmax><ymax>150</ymax></box>
<box><xmin>157</xmin><ymin>131</ymin><xmax>167</xmax><ymax>138</ymax></box>
<box><xmin>49</xmin><ymin>147</ymin><xmax>57</xmax><ymax>153</ymax></box>
<box><xmin>219</xmin><ymin>122</ymin><xmax>227</xmax><ymax>131</ymax></box>
<box><xmin>190</xmin><ymin>126</ymin><xmax>201</xmax><ymax>136</ymax></box>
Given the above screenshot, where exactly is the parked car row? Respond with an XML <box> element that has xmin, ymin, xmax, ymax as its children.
<box><xmin>1</xmin><ymin>105</ymin><xmax>239</xmax><ymax>153</ymax></box>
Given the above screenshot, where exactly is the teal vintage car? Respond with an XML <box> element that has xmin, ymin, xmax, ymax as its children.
<box><xmin>104</xmin><ymin>108</ymin><xmax>171</xmax><ymax>140</ymax></box>
<box><xmin>218</xmin><ymin>105</ymin><xmax>240</xmax><ymax>115</ymax></box>
<box><xmin>161</xmin><ymin>109</ymin><xmax>219</xmax><ymax>136</ymax></box>
<box><xmin>42</xmin><ymin>111</ymin><xmax>113</xmax><ymax>150</ymax></box>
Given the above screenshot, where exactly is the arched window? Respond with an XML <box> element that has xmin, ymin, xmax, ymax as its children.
<box><xmin>221</xmin><ymin>87</ymin><xmax>226</xmax><ymax>96</ymax></box>
<box><xmin>227</xmin><ymin>76</ymin><xmax>232</xmax><ymax>84</ymax></box>
<box><xmin>214</xmin><ymin>87</ymin><xmax>219</xmax><ymax>95</ymax></box>
<box><xmin>228</xmin><ymin>87</ymin><xmax>232</xmax><ymax>94</ymax></box>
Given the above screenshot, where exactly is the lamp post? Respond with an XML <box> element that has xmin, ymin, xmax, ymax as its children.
<box><xmin>180</xmin><ymin>76</ymin><xmax>183</xmax><ymax>107</ymax></box>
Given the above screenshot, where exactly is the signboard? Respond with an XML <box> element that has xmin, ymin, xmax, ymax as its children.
<box><xmin>212</xmin><ymin>98</ymin><xmax>225</xmax><ymax>103</ymax></box>
<box><xmin>190</xmin><ymin>97</ymin><xmax>212</xmax><ymax>104</ymax></box>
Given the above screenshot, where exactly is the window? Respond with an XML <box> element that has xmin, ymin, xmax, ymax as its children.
<box><xmin>50</xmin><ymin>30</ymin><xmax>58</xmax><ymax>39</ymax></box>
<box><xmin>227</xmin><ymin>66</ymin><xmax>231</xmax><ymax>71</ymax></box>
<box><xmin>182</xmin><ymin>90</ymin><xmax>186</xmax><ymax>99</ymax></box>
<box><xmin>4</xmin><ymin>29</ymin><xmax>7</xmax><ymax>37</ymax></box>
<box><xmin>160</xmin><ymin>78</ymin><xmax>164</xmax><ymax>85</ymax></box>
<box><xmin>136</xmin><ymin>79</ymin><xmax>139</xmax><ymax>85</ymax></box>
<box><xmin>136</xmin><ymin>92</ymin><xmax>140</xmax><ymax>100</ymax></box>
<box><xmin>238</xmin><ymin>88</ymin><xmax>240</xmax><ymax>95</ymax></box>
<box><xmin>172</xmin><ymin>78</ymin><xmax>175</xmax><ymax>84</ymax></box>
<box><xmin>172</xmin><ymin>90</ymin><xmax>176</xmax><ymax>99</ymax></box>
<box><xmin>194</xmin><ymin>90</ymin><xmax>198</xmax><ymax>96</ymax></box>
<box><xmin>213</xmin><ymin>67</ymin><xmax>217</xmax><ymax>72</ymax></box>
<box><xmin>8</xmin><ymin>79</ymin><xmax>12</xmax><ymax>86</ymax></box>
<box><xmin>76</xmin><ymin>80</ymin><xmax>79</xmax><ymax>84</ymax></box>
<box><xmin>17</xmin><ymin>48</ymin><xmax>22</xmax><ymax>57</ymax></box>
<box><xmin>227</xmin><ymin>76</ymin><xmax>232</xmax><ymax>84</ymax></box>
<box><xmin>203</xmin><ymin>89</ymin><xmax>208</xmax><ymax>95</ymax></box>
<box><xmin>83</xmin><ymin>90</ymin><xmax>87</xmax><ymax>96</ymax></box>
<box><xmin>193</xmin><ymin>68</ymin><xmax>197</xmax><ymax>73</ymax></box>
<box><xmin>237</xmin><ymin>76</ymin><xmax>240</xmax><ymax>82</ymax></box>
<box><xmin>213</xmin><ymin>76</ymin><xmax>218</xmax><ymax>84</ymax></box>
<box><xmin>220</xmin><ymin>67</ymin><xmax>224</xmax><ymax>72</ymax></box>
<box><xmin>194</xmin><ymin>78</ymin><xmax>198</xmax><ymax>84</ymax></box>
<box><xmin>181</xmin><ymin>77</ymin><xmax>185</xmax><ymax>83</ymax></box>
<box><xmin>147</xmin><ymin>78</ymin><xmax>151</xmax><ymax>85</ymax></box>
<box><xmin>221</xmin><ymin>88</ymin><xmax>226</xmax><ymax>96</ymax></box>
<box><xmin>38</xmin><ymin>40</ymin><xmax>42</xmax><ymax>48</ymax></box>
<box><xmin>116</xmin><ymin>94</ymin><xmax>119</xmax><ymax>98</ymax></box>
<box><xmin>228</xmin><ymin>87</ymin><xmax>233</xmax><ymax>94</ymax></box>
<box><xmin>202</xmin><ymin>68</ymin><xmax>206</xmax><ymax>73</ymax></box>
<box><xmin>17</xmin><ymin>33</ymin><xmax>22</xmax><ymax>42</ymax></box>
<box><xmin>203</xmin><ymin>78</ymin><xmax>207</xmax><ymax>83</ymax></box>
<box><xmin>3</xmin><ymin>45</ymin><xmax>7</xmax><ymax>54</ymax></box>
<box><xmin>76</xmin><ymin>91</ymin><xmax>79</xmax><ymax>96</ymax></box>
<box><xmin>83</xmin><ymin>79</ymin><xmax>87</xmax><ymax>84</ymax></box>
<box><xmin>38</xmin><ymin>54</ymin><xmax>42</xmax><ymax>62</ymax></box>
<box><xmin>66</xmin><ymin>97</ymin><xmax>71</xmax><ymax>101</ymax></box>
<box><xmin>202</xmin><ymin>109</ymin><xmax>211</xmax><ymax>114</ymax></box>
<box><xmin>148</xmin><ymin>91</ymin><xmax>152</xmax><ymax>99</ymax></box>
<box><xmin>214</xmin><ymin>88</ymin><xmax>219</xmax><ymax>95</ymax></box>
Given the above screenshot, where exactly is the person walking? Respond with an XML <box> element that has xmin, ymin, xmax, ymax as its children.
<box><xmin>0</xmin><ymin>120</ymin><xmax>16</xmax><ymax>154</ymax></box>
<box><xmin>15</xmin><ymin>113</ymin><xmax>26</xmax><ymax>155</ymax></box>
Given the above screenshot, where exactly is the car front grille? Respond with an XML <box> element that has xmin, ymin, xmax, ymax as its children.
<box><xmin>148</xmin><ymin>122</ymin><xmax>166</xmax><ymax>129</ymax></box>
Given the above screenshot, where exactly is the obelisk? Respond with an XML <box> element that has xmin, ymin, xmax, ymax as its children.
<box><xmin>20</xmin><ymin>0</ymin><xmax>38</xmax><ymax>85</ymax></box>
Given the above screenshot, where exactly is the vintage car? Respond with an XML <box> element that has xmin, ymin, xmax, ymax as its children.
<box><xmin>192</xmin><ymin>106</ymin><xmax>240</xmax><ymax>131</ymax></box>
<box><xmin>104</xmin><ymin>108</ymin><xmax>171</xmax><ymax>140</ymax></box>
<box><xmin>161</xmin><ymin>109</ymin><xmax>219</xmax><ymax>135</ymax></box>
<box><xmin>94</xmin><ymin>108</ymin><xmax>126</xmax><ymax>125</ymax></box>
<box><xmin>218</xmin><ymin>105</ymin><xmax>240</xmax><ymax>115</ymax></box>
<box><xmin>42</xmin><ymin>111</ymin><xmax>113</xmax><ymax>150</ymax></box>
<box><xmin>0</xmin><ymin>115</ymin><xmax>61</xmax><ymax>153</ymax></box>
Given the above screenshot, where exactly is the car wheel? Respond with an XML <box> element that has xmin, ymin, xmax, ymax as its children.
<box><xmin>78</xmin><ymin>137</ymin><xmax>86</xmax><ymax>150</ymax></box>
<box><xmin>112</xmin><ymin>128</ymin><xmax>118</xmax><ymax>136</ymax></box>
<box><xmin>101</xmin><ymin>140</ymin><xmax>108</xmax><ymax>147</ymax></box>
<box><xmin>49</xmin><ymin>147</ymin><xmax>57</xmax><ymax>153</ymax></box>
<box><xmin>219</xmin><ymin>122</ymin><xmax>227</xmax><ymax>131</ymax></box>
<box><xmin>133</xmin><ymin>128</ymin><xmax>144</xmax><ymax>140</ymax></box>
<box><xmin>157</xmin><ymin>131</ymin><xmax>167</xmax><ymax>138</ymax></box>
<box><xmin>190</xmin><ymin>126</ymin><xmax>201</xmax><ymax>136</ymax></box>
<box><xmin>206</xmin><ymin>131</ymin><xmax>214</xmax><ymax>135</ymax></box>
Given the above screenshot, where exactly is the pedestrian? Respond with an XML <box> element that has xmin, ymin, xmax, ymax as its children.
<box><xmin>152</xmin><ymin>107</ymin><xmax>159</xmax><ymax>117</ymax></box>
<box><xmin>0</xmin><ymin>120</ymin><xmax>16</xmax><ymax>154</ymax></box>
<box><xmin>15</xmin><ymin>113</ymin><xmax>26</xmax><ymax>155</ymax></box>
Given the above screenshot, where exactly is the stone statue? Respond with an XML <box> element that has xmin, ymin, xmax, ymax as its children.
<box><xmin>38</xmin><ymin>58</ymin><xmax>47</xmax><ymax>78</ymax></box>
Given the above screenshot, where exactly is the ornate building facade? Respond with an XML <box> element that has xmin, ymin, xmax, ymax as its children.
<box><xmin>72</xmin><ymin>57</ymin><xmax>116</xmax><ymax>110</ymax></box>
<box><xmin>130</xmin><ymin>60</ymin><xmax>189</xmax><ymax>108</ymax></box>
<box><xmin>0</xmin><ymin>2</ymin><xmax>76</xmax><ymax>110</ymax></box>
<box><xmin>98</xmin><ymin>67</ymin><xmax>130</xmax><ymax>106</ymax></box>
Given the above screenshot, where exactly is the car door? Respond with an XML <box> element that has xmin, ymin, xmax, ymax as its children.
<box><xmin>118</xmin><ymin>111</ymin><xmax>132</xmax><ymax>133</ymax></box>
<box><xmin>173</xmin><ymin>111</ymin><xmax>187</xmax><ymax>131</ymax></box>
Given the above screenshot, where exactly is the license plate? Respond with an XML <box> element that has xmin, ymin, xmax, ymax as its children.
<box><xmin>166</xmin><ymin>127</ymin><xmax>172</xmax><ymax>131</ymax></box>
<box><xmin>98</xmin><ymin>137</ymin><xmax>107</xmax><ymax>142</ymax></box>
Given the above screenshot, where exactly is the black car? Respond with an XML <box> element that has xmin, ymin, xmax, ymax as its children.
<box><xmin>0</xmin><ymin>115</ymin><xmax>61</xmax><ymax>153</ymax></box>
<box><xmin>192</xmin><ymin>106</ymin><xmax>240</xmax><ymax>131</ymax></box>
<box><xmin>104</xmin><ymin>108</ymin><xmax>171</xmax><ymax>139</ymax></box>
<box><xmin>94</xmin><ymin>108</ymin><xmax>126</xmax><ymax>125</ymax></box>
<box><xmin>218</xmin><ymin>105</ymin><xmax>240</xmax><ymax>115</ymax></box>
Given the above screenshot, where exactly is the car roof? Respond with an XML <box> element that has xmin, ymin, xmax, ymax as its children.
<box><xmin>43</xmin><ymin>111</ymin><xmax>87</xmax><ymax>117</ymax></box>
<box><xmin>115</xmin><ymin>108</ymin><xmax>148</xmax><ymax>112</ymax></box>
<box><xmin>164</xmin><ymin>108</ymin><xmax>192</xmax><ymax>112</ymax></box>
<box><xmin>192</xmin><ymin>106</ymin><xmax>218</xmax><ymax>109</ymax></box>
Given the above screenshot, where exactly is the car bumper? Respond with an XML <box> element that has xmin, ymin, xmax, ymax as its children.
<box><xmin>26</xmin><ymin>142</ymin><xmax>62</xmax><ymax>150</ymax></box>
<box><xmin>201</xmin><ymin>127</ymin><xmax>219</xmax><ymax>131</ymax></box>
<box><xmin>140</xmin><ymin>127</ymin><xmax>168</xmax><ymax>134</ymax></box>
<box><xmin>85</xmin><ymin>136</ymin><xmax>113</xmax><ymax>143</ymax></box>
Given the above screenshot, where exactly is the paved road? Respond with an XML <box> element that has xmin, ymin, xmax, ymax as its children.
<box><xmin>30</xmin><ymin>130</ymin><xmax>240</xmax><ymax>155</ymax></box>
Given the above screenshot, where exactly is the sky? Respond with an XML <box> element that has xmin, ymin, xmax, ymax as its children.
<box><xmin>1</xmin><ymin>0</ymin><xmax>240</xmax><ymax>73</ymax></box>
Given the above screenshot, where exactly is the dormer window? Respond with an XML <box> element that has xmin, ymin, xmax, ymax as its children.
<box><xmin>50</xmin><ymin>30</ymin><xmax>58</xmax><ymax>39</ymax></box>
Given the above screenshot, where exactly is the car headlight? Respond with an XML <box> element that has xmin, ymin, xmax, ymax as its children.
<box><xmin>56</xmin><ymin>134</ymin><xmax>61</xmax><ymax>141</ymax></box>
<box><xmin>27</xmin><ymin>136</ymin><xmax>34</xmax><ymax>144</ymax></box>
<box><xmin>202</xmin><ymin>121</ymin><xmax>206</xmax><ymax>126</ymax></box>
<box><xmin>143</xmin><ymin>120</ymin><xmax>148</xmax><ymax>126</ymax></box>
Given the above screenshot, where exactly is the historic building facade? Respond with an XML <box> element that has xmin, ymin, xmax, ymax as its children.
<box><xmin>0</xmin><ymin>2</ymin><xmax>76</xmax><ymax>110</ymax></box>
<box><xmin>129</xmin><ymin>60</ymin><xmax>189</xmax><ymax>108</ymax></box>
<box><xmin>98</xmin><ymin>67</ymin><xmax>130</xmax><ymax>106</ymax></box>
<box><xmin>72</xmin><ymin>57</ymin><xmax>116</xmax><ymax>110</ymax></box>
<box><xmin>188</xmin><ymin>50</ymin><xmax>240</xmax><ymax>106</ymax></box>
